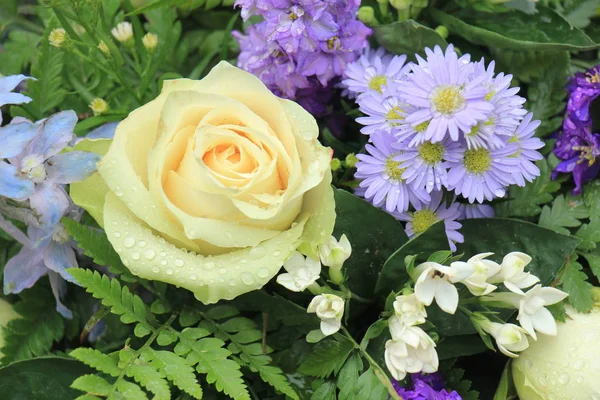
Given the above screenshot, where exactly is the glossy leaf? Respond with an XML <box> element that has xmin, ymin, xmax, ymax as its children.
<box><xmin>373</xmin><ymin>20</ymin><xmax>448</xmax><ymax>56</ymax></box>
<box><xmin>430</xmin><ymin>7</ymin><xmax>600</xmax><ymax>51</ymax></box>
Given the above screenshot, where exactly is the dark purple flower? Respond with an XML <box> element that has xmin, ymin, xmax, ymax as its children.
<box><xmin>563</xmin><ymin>65</ymin><xmax>600</xmax><ymax>134</ymax></box>
<box><xmin>393</xmin><ymin>373</ymin><xmax>462</xmax><ymax>400</ymax></box>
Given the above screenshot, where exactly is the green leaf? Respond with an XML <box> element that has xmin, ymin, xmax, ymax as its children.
<box><xmin>126</xmin><ymin>365</ymin><xmax>170</xmax><ymax>400</ymax></box>
<box><xmin>117</xmin><ymin>379</ymin><xmax>148</xmax><ymax>400</ymax></box>
<box><xmin>350</xmin><ymin>368</ymin><xmax>388</xmax><ymax>400</ymax></box>
<box><xmin>0</xmin><ymin>357</ymin><xmax>92</xmax><ymax>400</ymax></box>
<box><xmin>437</xmin><ymin>335</ymin><xmax>490</xmax><ymax>360</ymax></box>
<box><xmin>310</xmin><ymin>381</ymin><xmax>336</xmax><ymax>400</ymax></box>
<box><xmin>146</xmin><ymin>349</ymin><xmax>203</xmax><ymax>399</ymax></box>
<box><xmin>584</xmin><ymin>181</ymin><xmax>600</xmax><ymax>220</ymax></box>
<box><xmin>360</xmin><ymin>319</ymin><xmax>388</xmax><ymax>350</ymax></box>
<box><xmin>581</xmin><ymin>250</ymin><xmax>600</xmax><ymax>281</ymax></box>
<box><xmin>563</xmin><ymin>0</ymin><xmax>600</xmax><ymax>28</ymax></box>
<box><xmin>337</xmin><ymin>353</ymin><xmax>363</xmax><ymax>400</ymax></box>
<box><xmin>560</xmin><ymin>256</ymin><xmax>594</xmax><ymax>312</ymax></box>
<box><xmin>538</xmin><ymin>194</ymin><xmax>588</xmax><ymax>235</ymax></box>
<box><xmin>373</xmin><ymin>20</ymin><xmax>447</xmax><ymax>56</ymax></box>
<box><xmin>70</xmin><ymin>348</ymin><xmax>121</xmax><ymax>377</ymax></box>
<box><xmin>71</xmin><ymin>375</ymin><xmax>112</xmax><ymax>396</ymax></box>
<box><xmin>297</xmin><ymin>335</ymin><xmax>355</xmax><ymax>378</ymax></box>
<box><xmin>430</xmin><ymin>7</ymin><xmax>600</xmax><ymax>51</ymax></box>
<box><xmin>375</xmin><ymin>221</ymin><xmax>448</xmax><ymax>297</ymax></box>
<box><xmin>575</xmin><ymin>219</ymin><xmax>600</xmax><ymax>249</ymax></box>
<box><xmin>493</xmin><ymin>362</ymin><xmax>516</xmax><ymax>400</ymax></box>
<box><xmin>445</xmin><ymin>368</ymin><xmax>479</xmax><ymax>400</ymax></box>
<box><xmin>233</xmin><ymin>291</ymin><xmax>314</xmax><ymax>327</ymax></box>
<box><xmin>68</xmin><ymin>269</ymin><xmax>154</xmax><ymax>329</ymax></box>
<box><xmin>126</xmin><ymin>0</ymin><xmax>195</xmax><ymax>15</ymax></box>
<box><xmin>494</xmin><ymin>160</ymin><xmax>559</xmax><ymax>217</ymax></box>
<box><xmin>0</xmin><ymin>30</ymin><xmax>41</xmax><ymax>75</ymax></box>
<box><xmin>333</xmin><ymin>189</ymin><xmax>409</xmax><ymax>297</ymax></box>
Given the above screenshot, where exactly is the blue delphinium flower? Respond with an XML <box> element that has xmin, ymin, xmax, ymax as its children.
<box><xmin>394</xmin><ymin>190</ymin><xmax>463</xmax><ymax>251</ymax></box>
<box><xmin>398</xmin><ymin>45</ymin><xmax>494</xmax><ymax>143</ymax></box>
<box><xmin>355</xmin><ymin>131</ymin><xmax>430</xmax><ymax>213</ymax></box>
<box><xmin>0</xmin><ymin>74</ymin><xmax>34</xmax><ymax>124</ymax></box>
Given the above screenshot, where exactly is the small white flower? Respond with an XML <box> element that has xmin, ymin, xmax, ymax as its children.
<box><xmin>307</xmin><ymin>294</ymin><xmax>344</xmax><ymax>336</ymax></box>
<box><xmin>411</xmin><ymin>262</ymin><xmax>472</xmax><ymax>314</ymax></box>
<box><xmin>489</xmin><ymin>252</ymin><xmax>539</xmax><ymax>294</ymax></box>
<box><xmin>388</xmin><ymin>315</ymin><xmax>429</xmax><ymax>347</ymax></box>
<box><xmin>276</xmin><ymin>251</ymin><xmax>321</xmax><ymax>292</ymax></box>
<box><xmin>450</xmin><ymin>252</ymin><xmax>502</xmax><ymax>296</ymax></box>
<box><xmin>480</xmin><ymin>320</ymin><xmax>529</xmax><ymax>358</ymax></box>
<box><xmin>393</xmin><ymin>293</ymin><xmax>427</xmax><ymax>327</ymax></box>
<box><xmin>111</xmin><ymin>21</ymin><xmax>133</xmax><ymax>44</ymax></box>
<box><xmin>89</xmin><ymin>98</ymin><xmax>109</xmax><ymax>116</ymax></box>
<box><xmin>384</xmin><ymin>329</ymin><xmax>438</xmax><ymax>380</ymax></box>
<box><xmin>48</xmin><ymin>28</ymin><xmax>67</xmax><ymax>48</ymax></box>
<box><xmin>142</xmin><ymin>32</ymin><xmax>158</xmax><ymax>52</ymax></box>
<box><xmin>319</xmin><ymin>234</ymin><xmax>352</xmax><ymax>270</ymax></box>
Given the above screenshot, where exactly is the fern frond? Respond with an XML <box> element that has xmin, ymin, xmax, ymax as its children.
<box><xmin>126</xmin><ymin>364</ymin><xmax>170</xmax><ymax>400</ymax></box>
<box><xmin>144</xmin><ymin>349</ymin><xmax>203</xmax><ymax>399</ymax></box>
<box><xmin>116</xmin><ymin>380</ymin><xmax>148</xmax><ymax>400</ymax></box>
<box><xmin>297</xmin><ymin>334</ymin><xmax>355</xmax><ymax>378</ymax></box>
<box><xmin>68</xmin><ymin>269</ymin><xmax>155</xmax><ymax>329</ymax></box>
<box><xmin>70</xmin><ymin>348</ymin><xmax>121</xmax><ymax>377</ymax></box>
<box><xmin>71</xmin><ymin>375</ymin><xmax>113</xmax><ymax>397</ymax></box>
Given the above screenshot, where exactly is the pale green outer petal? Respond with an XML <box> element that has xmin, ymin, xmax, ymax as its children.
<box><xmin>103</xmin><ymin>192</ymin><xmax>309</xmax><ymax>304</ymax></box>
<box><xmin>69</xmin><ymin>139</ymin><xmax>112</xmax><ymax>227</ymax></box>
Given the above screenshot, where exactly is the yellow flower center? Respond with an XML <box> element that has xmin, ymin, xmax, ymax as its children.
<box><xmin>327</xmin><ymin>37</ymin><xmax>340</xmax><ymax>51</ymax></box>
<box><xmin>414</xmin><ymin>121</ymin><xmax>430</xmax><ymax>133</ymax></box>
<box><xmin>412</xmin><ymin>209</ymin><xmax>439</xmax><ymax>234</ymax></box>
<box><xmin>368</xmin><ymin>75</ymin><xmax>387</xmax><ymax>93</ymax></box>
<box><xmin>289</xmin><ymin>12</ymin><xmax>298</xmax><ymax>20</ymax></box>
<box><xmin>586</xmin><ymin>71</ymin><xmax>600</xmax><ymax>83</ymax></box>
<box><xmin>484</xmin><ymin>90</ymin><xmax>495</xmax><ymax>101</ymax></box>
<box><xmin>418</xmin><ymin>142</ymin><xmax>444</xmax><ymax>165</ymax></box>
<box><xmin>385</xmin><ymin>156</ymin><xmax>406</xmax><ymax>183</ymax></box>
<box><xmin>467</xmin><ymin>124</ymin><xmax>481</xmax><ymax>137</ymax></box>
<box><xmin>464</xmin><ymin>148</ymin><xmax>492</xmax><ymax>174</ymax></box>
<box><xmin>386</xmin><ymin>106</ymin><xmax>405</xmax><ymax>126</ymax></box>
<box><xmin>431</xmin><ymin>85</ymin><xmax>465</xmax><ymax>115</ymax></box>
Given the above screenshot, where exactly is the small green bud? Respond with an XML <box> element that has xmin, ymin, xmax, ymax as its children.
<box><xmin>358</xmin><ymin>6</ymin><xmax>378</xmax><ymax>26</ymax></box>
<box><xmin>344</xmin><ymin>153</ymin><xmax>359</xmax><ymax>168</ymax></box>
<box><xmin>331</xmin><ymin>158</ymin><xmax>342</xmax><ymax>171</ymax></box>
<box><xmin>435</xmin><ymin>25</ymin><xmax>449</xmax><ymax>39</ymax></box>
<box><xmin>390</xmin><ymin>0</ymin><xmax>411</xmax><ymax>11</ymax></box>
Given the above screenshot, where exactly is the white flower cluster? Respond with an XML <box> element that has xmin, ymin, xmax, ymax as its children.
<box><xmin>384</xmin><ymin>251</ymin><xmax>568</xmax><ymax>379</ymax></box>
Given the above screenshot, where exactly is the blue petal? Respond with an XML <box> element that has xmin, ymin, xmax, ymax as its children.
<box><xmin>0</xmin><ymin>121</ymin><xmax>37</xmax><ymax>158</ymax></box>
<box><xmin>47</xmin><ymin>151</ymin><xmax>101</xmax><ymax>184</ymax></box>
<box><xmin>0</xmin><ymin>74</ymin><xmax>32</xmax><ymax>93</ymax></box>
<box><xmin>44</xmin><ymin>241</ymin><xmax>78</xmax><ymax>283</ymax></box>
<box><xmin>3</xmin><ymin>247</ymin><xmax>47</xmax><ymax>294</ymax></box>
<box><xmin>86</xmin><ymin>121</ymin><xmax>118</xmax><ymax>139</ymax></box>
<box><xmin>0</xmin><ymin>92</ymin><xmax>32</xmax><ymax>108</ymax></box>
<box><xmin>0</xmin><ymin>161</ymin><xmax>34</xmax><ymax>200</ymax></box>
<box><xmin>29</xmin><ymin>183</ymin><xmax>70</xmax><ymax>228</ymax></box>
<box><xmin>49</xmin><ymin>271</ymin><xmax>73</xmax><ymax>319</ymax></box>
<box><xmin>29</xmin><ymin>110</ymin><xmax>77</xmax><ymax>159</ymax></box>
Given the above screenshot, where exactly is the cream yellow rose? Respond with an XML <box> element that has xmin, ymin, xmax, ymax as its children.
<box><xmin>72</xmin><ymin>62</ymin><xmax>335</xmax><ymax>303</ymax></box>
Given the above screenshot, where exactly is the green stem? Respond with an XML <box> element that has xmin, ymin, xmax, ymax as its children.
<box><xmin>350</xmin><ymin>291</ymin><xmax>374</xmax><ymax>304</ymax></box>
<box><xmin>341</xmin><ymin>326</ymin><xmax>402</xmax><ymax>400</ymax></box>
<box><xmin>80</xmin><ymin>307</ymin><xmax>110</xmax><ymax>344</ymax></box>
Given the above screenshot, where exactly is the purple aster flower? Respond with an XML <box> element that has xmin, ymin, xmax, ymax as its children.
<box><xmin>394</xmin><ymin>190</ymin><xmax>463</xmax><ymax>251</ymax></box>
<box><xmin>446</xmin><ymin>142</ymin><xmax>520</xmax><ymax>203</ymax></box>
<box><xmin>553</xmin><ymin>120</ymin><xmax>600</xmax><ymax>194</ymax></box>
<box><xmin>3</xmin><ymin>217</ymin><xmax>81</xmax><ymax>319</ymax></box>
<box><xmin>398</xmin><ymin>45</ymin><xmax>494</xmax><ymax>143</ymax></box>
<box><xmin>457</xmin><ymin>203</ymin><xmax>495</xmax><ymax>220</ymax></box>
<box><xmin>394</xmin><ymin>373</ymin><xmax>463</xmax><ymax>400</ymax></box>
<box><xmin>6</xmin><ymin>111</ymin><xmax>100</xmax><ymax>227</ymax></box>
<box><xmin>356</xmin><ymin>82</ymin><xmax>412</xmax><ymax>136</ymax></box>
<box><xmin>0</xmin><ymin>75</ymin><xmax>34</xmax><ymax>124</ymax></box>
<box><xmin>506</xmin><ymin>113</ymin><xmax>543</xmax><ymax>186</ymax></box>
<box><xmin>563</xmin><ymin>65</ymin><xmax>600</xmax><ymax>134</ymax></box>
<box><xmin>395</xmin><ymin>138</ymin><xmax>462</xmax><ymax>193</ymax></box>
<box><xmin>342</xmin><ymin>46</ymin><xmax>410</xmax><ymax>97</ymax></box>
<box><xmin>355</xmin><ymin>131</ymin><xmax>430</xmax><ymax>213</ymax></box>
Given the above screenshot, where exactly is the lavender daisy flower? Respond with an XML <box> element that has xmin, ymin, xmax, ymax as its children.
<box><xmin>6</xmin><ymin>111</ymin><xmax>101</xmax><ymax>227</ymax></box>
<box><xmin>395</xmin><ymin>138</ymin><xmax>462</xmax><ymax>193</ymax></box>
<box><xmin>356</xmin><ymin>82</ymin><xmax>412</xmax><ymax>136</ymax></box>
<box><xmin>3</xmin><ymin>219</ymin><xmax>80</xmax><ymax>319</ymax></box>
<box><xmin>395</xmin><ymin>190</ymin><xmax>463</xmax><ymax>251</ymax></box>
<box><xmin>355</xmin><ymin>131</ymin><xmax>430</xmax><ymax>213</ymax></box>
<box><xmin>446</xmin><ymin>143</ymin><xmax>520</xmax><ymax>203</ymax></box>
<box><xmin>458</xmin><ymin>203</ymin><xmax>495</xmax><ymax>220</ymax></box>
<box><xmin>342</xmin><ymin>46</ymin><xmax>410</xmax><ymax>96</ymax></box>
<box><xmin>0</xmin><ymin>75</ymin><xmax>34</xmax><ymax>124</ymax></box>
<box><xmin>398</xmin><ymin>45</ymin><xmax>494</xmax><ymax>143</ymax></box>
<box><xmin>506</xmin><ymin>113</ymin><xmax>544</xmax><ymax>186</ymax></box>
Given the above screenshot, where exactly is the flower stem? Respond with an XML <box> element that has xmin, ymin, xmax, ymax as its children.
<box><xmin>340</xmin><ymin>326</ymin><xmax>402</xmax><ymax>400</ymax></box>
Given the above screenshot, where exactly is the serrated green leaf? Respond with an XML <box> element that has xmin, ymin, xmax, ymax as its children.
<box><xmin>146</xmin><ymin>349</ymin><xmax>203</xmax><ymax>400</ymax></box>
<box><xmin>126</xmin><ymin>365</ymin><xmax>170</xmax><ymax>400</ymax></box>
<box><xmin>71</xmin><ymin>375</ymin><xmax>113</xmax><ymax>396</ymax></box>
<box><xmin>117</xmin><ymin>380</ymin><xmax>148</xmax><ymax>400</ymax></box>
<box><xmin>0</xmin><ymin>30</ymin><xmax>41</xmax><ymax>75</ymax></box>
<box><xmin>538</xmin><ymin>194</ymin><xmax>588</xmax><ymax>234</ymax></box>
<box><xmin>298</xmin><ymin>335</ymin><xmax>354</xmax><ymax>378</ymax></box>
<box><xmin>575</xmin><ymin>219</ymin><xmax>600</xmax><ymax>249</ymax></box>
<box><xmin>204</xmin><ymin>305</ymin><xmax>240</xmax><ymax>320</ymax></box>
<box><xmin>561</xmin><ymin>256</ymin><xmax>594</xmax><ymax>312</ymax></box>
<box><xmin>70</xmin><ymin>348</ymin><xmax>121</xmax><ymax>377</ymax></box>
<box><xmin>310</xmin><ymin>381</ymin><xmax>336</xmax><ymax>400</ymax></box>
<box><xmin>584</xmin><ymin>181</ymin><xmax>600</xmax><ymax>219</ymax></box>
<box><xmin>337</xmin><ymin>353</ymin><xmax>363</xmax><ymax>400</ymax></box>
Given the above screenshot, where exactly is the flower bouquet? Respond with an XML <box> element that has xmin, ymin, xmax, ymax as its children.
<box><xmin>1</xmin><ymin>0</ymin><xmax>600</xmax><ymax>399</ymax></box>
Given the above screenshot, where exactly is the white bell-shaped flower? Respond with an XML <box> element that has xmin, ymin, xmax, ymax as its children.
<box><xmin>489</xmin><ymin>252</ymin><xmax>539</xmax><ymax>294</ymax></box>
<box><xmin>411</xmin><ymin>262</ymin><xmax>472</xmax><ymax>314</ymax></box>
<box><xmin>276</xmin><ymin>252</ymin><xmax>321</xmax><ymax>292</ymax></box>
<box><xmin>384</xmin><ymin>327</ymin><xmax>438</xmax><ymax>380</ymax></box>
<box><xmin>480</xmin><ymin>320</ymin><xmax>530</xmax><ymax>358</ymax></box>
<box><xmin>393</xmin><ymin>293</ymin><xmax>427</xmax><ymax>327</ymax></box>
<box><xmin>319</xmin><ymin>234</ymin><xmax>352</xmax><ymax>270</ymax></box>
<box><xmin>307</xmin><ymin>294</ymin><xmax>345</xmax><ymax>336</ymax></box>
<box><xmin>450</xmin><ymin>252</ymin><xmax>502</xmax><ymax>296</ymax></box>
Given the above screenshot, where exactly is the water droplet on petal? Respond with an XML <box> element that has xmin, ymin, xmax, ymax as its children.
<box><xmin>559</xmin><ymin>374</ymin><xmax>570</xmax><ymax>384</ymax></box>
<box><xmin>273</xmin><ymin>250</ymin><xmax>281</xmax><ymax>257</ymax></box>
<box><xmin>160</xmin><ymin>252</ymin><xmax>166</xmax><ymax>257</ymax></box>
<box><xmin>257</xmin><ymin>268</ymin><xmax>269</xmax><ymax>278</ymax></box>
<box><xmin>123</xmin><ymin>237</ymin><xmax>136</xmax><ymax>248</ymax></box>
<box><xmin>144</xmin><ymin>250</ymin><xmax>156</xmax><ymax>260</ymax></box>
<box><xmin>190</xmin><ymin>274</ymin><xmax>197</xmax><ymax>280</ymax></box>
<box><xmin>166</xmin><ymin>268</ymin><xmax>174</xmax><ymax>275</ymax></box>
<box><xmin>241</xmin><ymin>272</ymin><xmax>255</xmax><ymax>285</ymax></box>
<box><xmin>113</xmin><ymin>232</ymin><xmax>121</xmax><ymax>238</ymax></box>
<box><xmin>249</xmin><ymin>246</ymin><xmax>266</xmax><ymax>259</ymax></box>
<box><xmin>205</xmin><ymin>262</ymin><xmax>215</xmax><ymax>271</ymax></box>
<box><xmin>229</xmin><ymin>279</ymin><xmax>236</xmax><ymax>286</ymax></box>
<box><xmin>138</xmin><ymin>240</ymin><xmax>147</xmax><ymax>248</ymax></box>
<box><xmin>218</xmin><ymin>268</ymin><xmax>227</xmax><ymax>275</ymax></box>
<box><xmin>152</xmin><ymin>266</ymin><xmax>160</xmax><ymax>273</ymax></box>
<box><xmin>131</xmin><ymin>252</ymin><xmax>141</xmax><ymax>260</ymax></box>
<box><xmin>160</xmin><ymin>260</ymin><xmax>167</xmax><ymax>266</ymax></box>
<box><xmin>175</xmin><ymin>259</ymin><xmax>184</xmax><ymax>267</ymax></box>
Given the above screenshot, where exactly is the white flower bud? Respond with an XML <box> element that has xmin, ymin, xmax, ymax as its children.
<box><xmin>307</xmin><ymin>294</ymin><xmax>344</xmax><ymax>336</ymax></box>
<box><xmin>479</xmin><ymin>319</ymin><xmax>529</xmax><ymax>358</ymax></box>
<box><xmin>111</xmin><ymin>22</ymin><xmax>133</xmax><ymax>44</ymax></box>
<box><xmin>98</xmin><ymin>40</ymin><xmax>111</xmax><ymax>57</ymax></box>
<box><xmin>142</xmin><ymin>32</ymin><xmax>158</xmax><ymax>52</ymax></box>
<box><xmin>49</xmin><ymin>28</ymin><xmax>67</xmax><ymax>48</ymax></box>
<box><xmin>393</xmin><ymin>293</ymin><xmax>427</xmax><ymax>327</ymax></box>
<box><xmin>449</xmin><ymin>252</ymin><xmax>501</xmax><ymax>296</ymax></box>
<box><xmin>319</xmin><ymin>234</ymin><xmax>351</xmax><ymax>271</ymax></box>
<box><xmin>384</xmin><ymin>329</ymin><xmax>438</xmax><ymax>381</ymax></box>
<box><xmin>276</xmin><ymin>251</ymin><xmax>321</xmax><ymax>292</ymax></box>
<box><xmin>489</xmin><ymin>252</ymin><xmax>539</xmax><ymax>294</ymax></box>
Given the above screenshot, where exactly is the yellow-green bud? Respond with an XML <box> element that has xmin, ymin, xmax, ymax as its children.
<box><xmin>358</xmin><ymin>6</ymin><xmax>378</xmax><ymax>26</ymax></box>
<box><xmin>390</xmin><ymin>0</ymin><xmax>411</xmax><ymax>11</ymax></box>
<box><xmin>48</xmin><ymin>28</ymin><xmax>67</xmax><ymax>48</ymax></box>
<box><xmin>435</xmin><ymin>25</ymin><xmax>449</xmax><ymax>39</ymax></box>
<box><xmin>345</xmin><ymin>153</ymin><xmax>359</xmax><ymax>168</ymax></box>
<box><xmin>142</xmin><ymin>32</ymin><xmax>158</xmax><ymax>52</ymax></box>
<box><xmin>331</xmin><ymin>158</ymin><xmax>342</xmax><ymax>171</ymax></box>
<box><xmin>89</xmin><ymin>98</ymin><xmax>109</xmax><ymax>115</ymax></box>
<box><xmin>98</xmin><ymin>40</ymin><xmax>111</xmax><ymax>57</ymax></box>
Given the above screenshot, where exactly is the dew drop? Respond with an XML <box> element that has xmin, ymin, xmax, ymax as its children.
<box><xmin>219</xmin><ymin>278</ymin><xmax>225</xmax><ymax>283</ymax></box>
<box><xmin>524</xmin><ymin>359</ymin><xmax>533</xmax><ymax>368</ymax></box>
<box><xmin>152</xmin><ymin>266</ymin><xmax>160</xmax><ymax>273</ymax></box>
<box><xmin>577</xmin><ymin>376</ymin><xmax>584</xmax><ymax>384</ymax></box>
<box><xmin>112</xmin><ymin>221</ymin><xmax>118</xmax><ymax>226</ymax></box>
<box><xmin>218</xmin><ymin>268</ymin><xmax>227</xmax><ymax>275</ymax></box>
<box><xmin>273</xmin><ymin>250</ymin><xmax>281</xmax><ymax>257</ymax></box>
<box><xmin>160</xmin><ymin>252</ymin><xmax>166</xmax><ymax>257</ymax></box>
<box><xmin>205</xmin><ymin>262</ymin><xmax>215</xmax><ymax>271</ymax></box>
<box><xmin>131</xmin><ymin>268</ymin><xmax>139</xmax><ymax>274</ymax></box>
<box><xmin>160</xmin><ymin>260</ymin><xmax>167</xmax><ymax>266</ymax></box>
<box><xmin>123</xmin><ymin>237</ymin><xmax>136</xmax><ymax>248</ymax></box>
<box><xmin>249</xmin><ymin>246</ymin><xmax>266</xmax><ymax>259</ymax></box>
<box><xmin>257</xmin><ymin>268</ymin><xmax>269</xmax><ymax>278</ymax></box>
<box><xmin>144</xmin><ymin>250</ymin><xmax>156</xmax><ymax>260</ymax></box>
<box><xmin>113</xmin><ymin>232</ymin><xmax>121</xmax><ymax>238</ymax></box>
<box><xmin>175</xmin><ymin>259</ymin><xmax>184</xmax><ymax>267</ymax></box>
<box><xmin>559</xmin><ymin>374</ymin><xmax>570</xmax><ymax>384</ymax></box>
<box><xmin>166</xmin><ymin>268</ymin><xmax>174</xmax><ymax>275</ymax></box>
<box><xmin>229</xmin><ymin>279</ymin><xmax>236</xmax><ymax>286</ymax></box>
<box><xmin>240</xmin><ymin>258</ymin><xmax>248</xmax><ymax>264</ymax></box>
<box><xmin>131</xmin><ymin>252</ymin><xmax>141</xmax><ymax>260</ymax></box>
<box><xmin>190</xmin><ymin>274</ymin><xmax>197</xmax><ymax>280</ymax></box>
<box><xmin>138</xmin><ymin>240</ymin><xmax>147</xmax><ymax>248</ymax></box>
<box><xmin>573</xmin><ymin>360</ymin><xmax>584</xmax><ymax>370</ymax></box>
<box><xmin>241</xmin><ymin>272</ymin><xmax>255</xmax><ymax>285</ymax></box>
